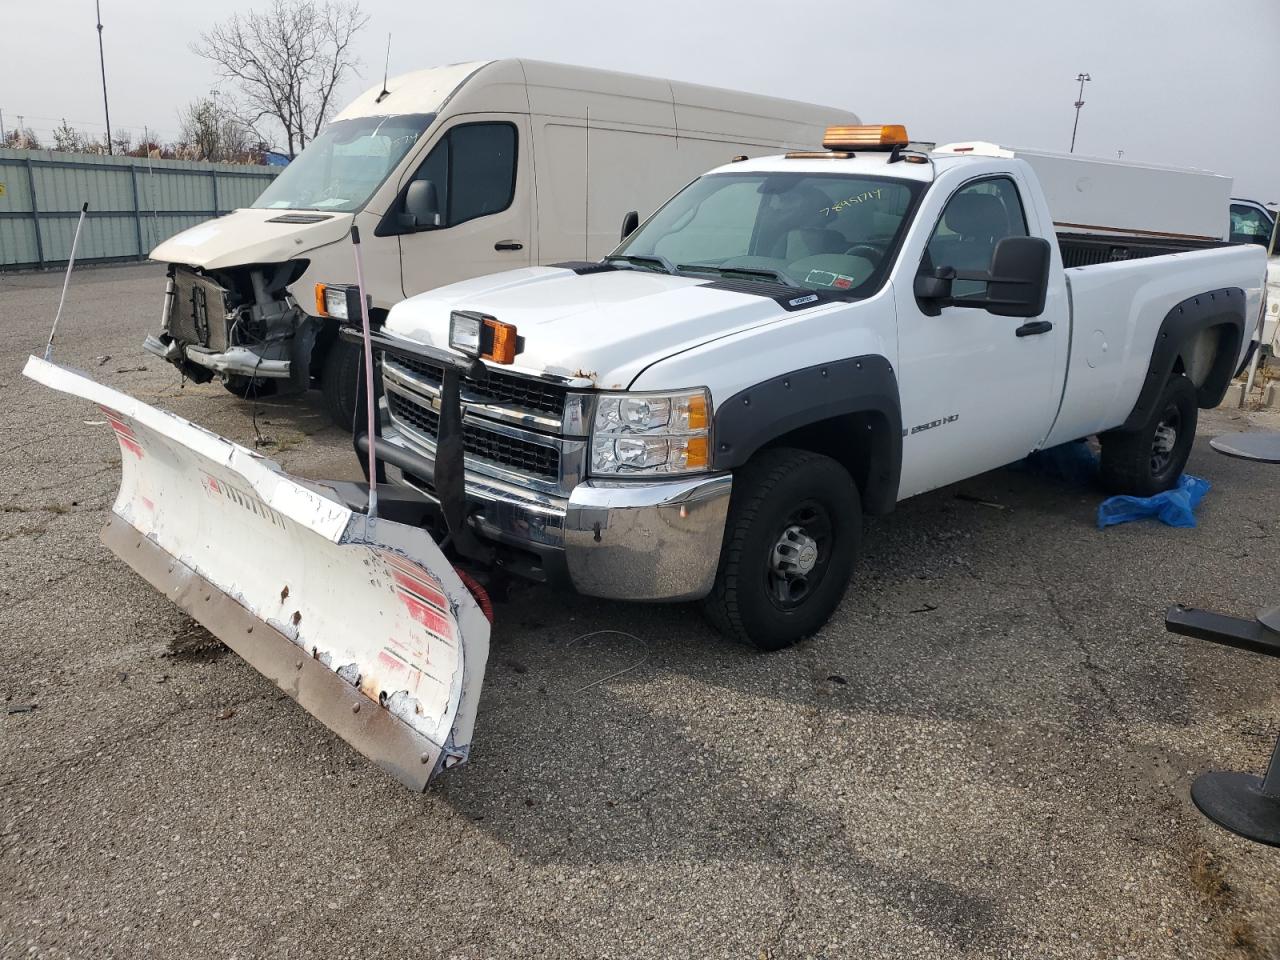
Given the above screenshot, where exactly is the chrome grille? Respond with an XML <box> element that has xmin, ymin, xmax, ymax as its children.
<box><xmin>387</xmin><ymin>354</ymin><xmax>567</xmax><ymax>416</ymax></box>
<box><xmin>386</xmin><ymin>390</ymin><xmax>560</xmax><ymax>481</ymax></box>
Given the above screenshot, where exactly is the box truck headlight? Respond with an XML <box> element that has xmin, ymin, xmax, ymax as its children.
<box><xmin>314</xmin><ymin>283</ymin><xmax>351</xmax><ymax>320</ymax></box>
<box><xmin>590</xmin><ymin>389</ymin><xmax>711</xmax><ymax>476</ymax></box>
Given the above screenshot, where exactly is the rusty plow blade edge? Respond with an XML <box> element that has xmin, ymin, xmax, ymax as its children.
<box><xmin>23</xmin><ymin>355</ymin><xmax>491</xmax><ymax>791</ymax></box>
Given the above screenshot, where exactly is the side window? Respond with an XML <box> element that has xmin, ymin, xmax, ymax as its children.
<box><xmin>1230</xmin><ymin>204</ymin><xmax>1273</xmax><ymax>246</ymax></box>
<box><xmin>924</xmin><ymin>177</ymin><xmax>1028</xmax><ymax>299</ymax></box>
<box><xmin>410</xmin><ymin>122</ymin><xmax>517</xmax><ymax>228</ymax></box>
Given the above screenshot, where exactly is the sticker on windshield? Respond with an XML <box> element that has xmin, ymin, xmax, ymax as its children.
<box><xmin>805</xmin><ymin>269</ymin><xmax>857</xmax><ymax>290</ymax></box>
<box><xmin>820</xmin><ymin>188</ymin><xmax>883</xmax><ymax>217</ymax></box>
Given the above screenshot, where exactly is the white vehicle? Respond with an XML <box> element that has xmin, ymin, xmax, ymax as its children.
<box><xmin>1227</xmin><ymin>198</ymin><xmax>1280</xmax><ymax>350</ymax></box>
<box><xmin>22</xmin><ymin>124</ymin><xmax>1269</xmax><ymax>788</ymax></box>
<box><xmin>1230</xmin><ymin>197</ymin><xmax>1277</xmax><ymax>247</ymax></box>
<box><xmin>333</xmin><ymin>124</ymin><xmax>1267</xmax><ymax>650</ymax></box>
<box><xmin>143</xmin><ymin>59</ymin><xmax>857</xmax><ymax>425</ymax></box>
<box><xmin>943</xmin><ymin>143</ymin><xmax>1232</xmax><ymax>241</ymax></box>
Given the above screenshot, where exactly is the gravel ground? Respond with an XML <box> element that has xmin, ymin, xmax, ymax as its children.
<box><xmin>1</xmin><ymin>263</ymin><xmax>1278</xmax><ymax>960</ymax></box>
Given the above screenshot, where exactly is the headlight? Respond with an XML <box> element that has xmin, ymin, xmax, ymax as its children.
<box><xmin>314</xmin><ymin>283</ymin><xmax>350</xmax><ymax>320</ymax></box>
<box><xmin>590</xmin><ymin>388</ymin><xmax>711</xmax><ymax>476</ymax></box>
<box><xmin>449</xmin><ymin>311</ymin><xmax>521</xmax><ymax>364</ymax></box>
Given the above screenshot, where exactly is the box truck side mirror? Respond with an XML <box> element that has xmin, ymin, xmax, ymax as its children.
<box><xmin>620</xmin><ymin>210</ymin><xmax>640</xmax><ymax>242</ymax></box>
<box><xmin>401</xmin><ymin>180</ymin><xmax>444</xmax><ymax>231</ymax></box>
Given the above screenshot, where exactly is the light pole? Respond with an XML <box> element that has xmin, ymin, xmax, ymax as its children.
<box><xmin>96</xmin><ymin>0</ymin><xmax>113</xmax><ymax>154</ymax></box>
<box><xmin>1069</xmin><ymin>72</ymin><xmax>1091</xmax><ymax>154</ymax></box>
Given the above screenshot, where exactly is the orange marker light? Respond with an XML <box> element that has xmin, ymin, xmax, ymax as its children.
<box><xmin>686</xmin><ymin>393</ymin><xmax>709</xmax><ymax>430</ymax></box>
<box><xmin>481</xmin><ymin>318</ymin><xmax>519</xmax><ymax>364</ymax></box>
<box><xmin>683</xmin><ymin>436</ymin><xmax>710</xmax><ymax>470</ymax></box>
<box><xmin>314</xmin><ymin>283</ymin><xmax>329</xmax><ymax>317</ymax></box>
<box><xmin>822</xmin><ymin>124</ymin><xmax>910</xmax><ymax>151</ymax></box>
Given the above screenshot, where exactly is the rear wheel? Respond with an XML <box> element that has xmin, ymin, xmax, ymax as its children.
<box><xmin>320</xmin><ymin>338</ymin><xmax>364</xmax><ymax>431</ymax></box>
<box><xmin>703</xmin><ymin>448</ymin><xmax>861</xmax><ymax>651</ymax></box>
<box><xmin>1099</xmin><ymin>373</ymin><xmax>1198</xmax><ymax>496</ymax></box>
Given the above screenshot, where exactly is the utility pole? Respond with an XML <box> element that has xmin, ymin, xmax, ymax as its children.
<box><xmin>0</xmin><ymin>108</ymin><xmax>6</xmax><ymax>146</ymax></box>
<box><xmin>96</xmin><ymin>0</ymin><xmax>113</xmax><ymax>154</ymax></box>
<box><xmin>1069</xmin><ymin>72</ymin><xmax>1091</xmax><ymax>154</ymax></box>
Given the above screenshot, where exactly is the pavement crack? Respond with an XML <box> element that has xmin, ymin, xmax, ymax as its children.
<box><xmin>1035</xmin><ymin>568</ymin><xmax>1124</xmax><ymax>723</ymax></box>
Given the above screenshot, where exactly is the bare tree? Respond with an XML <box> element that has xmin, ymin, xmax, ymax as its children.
<box><xmin>179</xmin><ymin>98</ymin><xmax>253</xmax><ymax>162</ymax></box>
<box><xmin>4</xmin><ymin>126</ymin><xmax>42</xmax><ymax>150</ymax></box>
<box><xmin>52</xmin><ymin>119</ymin><xmax>89</xmax><ymax>153</ymax></box>
<box><xmin>193</xmin><ymin>0</ymin><xmax>368</xmax><ymax>158</ymax></box>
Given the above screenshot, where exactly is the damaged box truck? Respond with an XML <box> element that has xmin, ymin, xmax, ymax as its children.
<box><xmin>143</xmin><ymin>59</ymin><xmax>858</xmax><ymax>427</ymax></box>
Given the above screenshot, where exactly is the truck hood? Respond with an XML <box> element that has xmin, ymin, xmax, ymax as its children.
<box><xmin>384</xmin><ymin>266</ymin><xmax>806</xmax><ymax>388</ymax></box>
<box><xmin>150</xmin><ymin>208</ymin><xmax>353</xmax><ymax>270</ymax></box>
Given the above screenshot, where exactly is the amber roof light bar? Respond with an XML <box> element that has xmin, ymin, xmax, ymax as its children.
<box><xmin>822</xmin><ymin>124</ymin><xmax>910</xmax><ymax>151</ymax></box>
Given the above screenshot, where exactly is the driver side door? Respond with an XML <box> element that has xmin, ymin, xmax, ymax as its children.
<box><xmin>896</xmin><ymin>174</ymin><xmax>1066</xmax><ymax>498</ymax></box>
<box><xmin>396</xmin><ymin>115</ymin><xmax>534</xmax><ymax>299</ymax></box>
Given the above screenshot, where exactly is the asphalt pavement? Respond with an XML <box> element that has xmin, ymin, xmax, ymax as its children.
<box><xmin>1</xmin><ymin>263</ymin><xmax>1277</xmax><ymax>959</ymax></box>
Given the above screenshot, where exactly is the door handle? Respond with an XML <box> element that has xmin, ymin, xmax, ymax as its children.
<box><xmin>1015</xmin><ymin>320</ymin><xmax>1053</xmax><ymax>337</ymax></box>
<box><xmin>494</xmin><ymin>241</ymin><xmax>523</xmax><ymax>251</ymax></box>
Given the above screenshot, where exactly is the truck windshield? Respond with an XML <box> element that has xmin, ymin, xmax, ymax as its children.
<box><xmin>615</xmin><ymin>171</ymin><xmax>923</xmax><ymax>295</ymax></box>
<box><xmin>252</xmin><ymin>113</ymin><xmax>435</xmax><ymax>213</ymax></box>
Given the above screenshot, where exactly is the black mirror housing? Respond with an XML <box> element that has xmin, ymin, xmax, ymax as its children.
<box><xmin>915</xmin><ymin>236</ymin><xmax>1051</xmax><ymax>319</ymax></box>
<box><xmin>984</xmin><ymin>236</ymin><xmax>1051</xmax><ymax>318</ymax></box>
<box><xmin>400</xmin><ymin>179</ymin><xmax>443</xmax><ymax>231</ymax></box>
<box><xmin>620</xmin><ymin>210</ymin><xmax>640</xmax><ymax>242</ymax></box>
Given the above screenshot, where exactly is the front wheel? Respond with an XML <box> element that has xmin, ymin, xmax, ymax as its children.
<box><xmin>320</xmin><ymin>338</ymin><xmax>365</xmax><ymax>431</ymax></box>
<box><xmin>703</xmin><ymin>448</ymin><xmax>861</xmax><ymax>651</ymax></box>
<box><xmin>1099</xmin><ymin>373</ymin><xmax>1198</xmax><ymax>496</ymax></box>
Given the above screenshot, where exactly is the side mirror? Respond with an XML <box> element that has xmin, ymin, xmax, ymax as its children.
<box><xmin>620</xmin><ymin>210</ymin><xmax>640</xmax><ymax>242</ymax></box>
<box><xmin>984</xmin><ymin>236</ymin><xmax>1051</xmax><ymax>318</ymax></box>
<box><xmin>914</xmin><ymin>236</ymin><xmax>1051</xmax><ymax>319</ymax></box>
<box><xmin>913</xmin><ymin>266</ymin><xmax>955</xmax><ymax>302</ymax></box>
<box><xmin>400</xmin><ymin>179</ymin><xmax>443</xmax><ymax>231</ymax></box>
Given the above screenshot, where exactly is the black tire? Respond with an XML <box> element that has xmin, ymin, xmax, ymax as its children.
<box><xmin>320</xmin><ymin>337</ymin><xmax>364</xmax><ymax>431</ymax></box>
<box><xmin>222</xmin><ymin>374</ymin><xmax>276</xmax><ymax>399</ymax></box>
<box><xmin>703</xmin><ymin>448</ymin><xmax>861</xmax><ymax>651</ymax></box>
<box><xmin>1099</xmin><ymin>374</ymin><xmax>1198</xmax><ymax>496</ymax></box>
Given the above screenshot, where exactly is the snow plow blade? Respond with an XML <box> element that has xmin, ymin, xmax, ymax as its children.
<box><xmin>23</xmin><ymin>355</ymin><xmax>490</xmax><ymax>791</ymax></box>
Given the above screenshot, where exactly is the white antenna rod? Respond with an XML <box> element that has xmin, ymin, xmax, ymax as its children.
<box><xmin>44</xmin><ymin>202</ymin><xmax>88</xmax><ymax>361</ymax></box>
<box><xmin>584</xmin><ymin>106</ymin><xmax>590</xmax><ymax>261</ymax></box>
<box><xmin>350</xmin><ymin>225</ymin><xmax>378</xmax><ymax>520</ymax></box>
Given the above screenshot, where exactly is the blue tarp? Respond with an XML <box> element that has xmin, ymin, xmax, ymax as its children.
<box><xmin>1097</xmin><ymin>474</ymin><xmax>1211</xmax><ymax>529</ymax></box>
<box><xmin>1017</xmin><ymin>441</ymin><xmax>1210</xmax><ymax>529</ymax></box>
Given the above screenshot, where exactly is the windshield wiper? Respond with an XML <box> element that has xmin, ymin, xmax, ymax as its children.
<box><xmin>676</xmin><ymin>264</ymin><xmax>799</xmax><ymax>288</ymax></box>
<box><xmin>604</xmin><ymin>254</ymin><xmax>677</xmax><ymax>275</ymax></box>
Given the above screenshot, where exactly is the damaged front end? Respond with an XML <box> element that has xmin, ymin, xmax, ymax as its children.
<box><xmin>23</xmin><ymin>355</ymin><xmax>490</xmax><ymax>789</ymax></box>
<box><xmin>143</xmin><ymin>261</ymin><xmax>313</xmax><ymax>393</ymax></box>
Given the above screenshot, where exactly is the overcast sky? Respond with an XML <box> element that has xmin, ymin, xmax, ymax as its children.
<box><xmin>5</xmin><ymin>0</ymin><xmax>1277</xmax><ymax>200</ymax></box>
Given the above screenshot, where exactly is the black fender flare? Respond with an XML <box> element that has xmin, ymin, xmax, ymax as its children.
<box><xmin>711</xmin><ymin>355</ymin><xmax>902</xmax><ymax>515</ymax></box>
<box><xmin>1120</xmin><ymin>287</ymin><xmax>1245</xmax><ymax>431</ymax></box>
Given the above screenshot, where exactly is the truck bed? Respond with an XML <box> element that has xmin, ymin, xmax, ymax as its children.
<box><xmin>1057</xmin><ymin>232</ymin><xmax>1231</xmax><ymax>268</ymax></box>
<box><xmin>1043</xmin><ymin>241</ymin><xmax>1267</xmax><ymax>448</ymax></box>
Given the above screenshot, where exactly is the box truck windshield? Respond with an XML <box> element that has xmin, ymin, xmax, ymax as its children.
<box><xmin>252</xmin><ymin>113</ymin><xmax>435</xmax><ymax>212</ymax></box>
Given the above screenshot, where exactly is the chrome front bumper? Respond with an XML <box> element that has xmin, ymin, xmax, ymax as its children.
<box><xmin>380</xmin><ymin>420</ymin><xmax>732</xmax><ymax>601</ymax></box>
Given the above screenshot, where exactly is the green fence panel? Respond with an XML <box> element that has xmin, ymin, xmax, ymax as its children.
<box><xmin>0</xmin><ymin>148</ymin><xmax>279</xmax><ymax>270</ymax></box>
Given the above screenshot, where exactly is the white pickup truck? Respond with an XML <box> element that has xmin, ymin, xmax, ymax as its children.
<box><xmin>339</xmin><ymin>125</ymin><xmax>1267</xmax><ymax>651</ymax></box>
